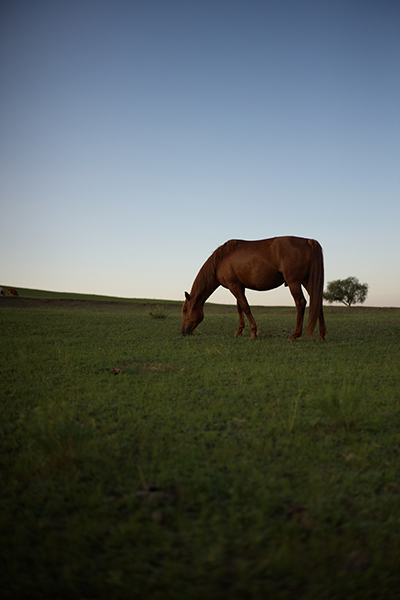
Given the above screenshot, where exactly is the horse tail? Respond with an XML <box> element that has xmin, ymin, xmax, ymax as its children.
<box><xmin>306</xmin><ymin>239</ymin><xmax>325</xmax><ymax>338</ymax></box>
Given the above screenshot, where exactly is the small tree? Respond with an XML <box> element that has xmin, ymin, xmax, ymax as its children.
<box><xmin>323</xmin><ymin>277</ymin><xmax>369</xmax><ymax>307</ymax></box>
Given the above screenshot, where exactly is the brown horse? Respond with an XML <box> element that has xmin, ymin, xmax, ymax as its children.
<box><xmin>181</xmin><ymin>236</ymin><xmax>327</xmax><ymax>341</ymax></box>
<box><xmin>7</xmin><ymin>288</ymin><xmax>19</xmax><ymax>297</ymax></box>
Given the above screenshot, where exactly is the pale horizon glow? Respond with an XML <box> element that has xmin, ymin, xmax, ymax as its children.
<box><xmin>1</xmin><ymin>0</ymin><xmax>399</xmax><ymax>307</ymax></box>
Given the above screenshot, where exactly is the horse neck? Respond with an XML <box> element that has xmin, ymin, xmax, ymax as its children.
<box><xmin>190</xmin><ymin>258</ymin><xmax>219</xmax><ymax>306</ymax></box>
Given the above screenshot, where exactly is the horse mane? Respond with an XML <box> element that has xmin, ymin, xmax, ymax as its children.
<box><xmin>191</xmin><ymin>240</ymin><xmax>240</xmax><ymax>295</ymax></box>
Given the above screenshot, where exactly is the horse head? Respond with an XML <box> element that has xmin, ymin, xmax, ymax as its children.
<box><xmin>181</xmin><ymin>292</ymin><xmax>204</xmax><ymax>335</ymax></box>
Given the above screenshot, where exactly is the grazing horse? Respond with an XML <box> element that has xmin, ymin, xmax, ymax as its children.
<box><xmin>7</xmin><ymin>288</ymin><xmax>19</xmax><ymax>297</ymax></box>
<box><xmin>181</xmin><ymin>236</ymin><xmax>327</xmax><ymax>341</ymax></box>
<box><xmin>0</xmin><ymin>287</ymin><xmax>5</xmax><ymax>296</ymax></box>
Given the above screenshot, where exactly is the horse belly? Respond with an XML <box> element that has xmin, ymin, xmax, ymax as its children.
<box><xmin>243</xmin><ymin>267</ymin><xmax>285</xmax><ymax>291</ymax></box>
<box><xmin>219</xmin><ymin>252</ymin><xmax>284</xmax><ymax>291</ymax></box>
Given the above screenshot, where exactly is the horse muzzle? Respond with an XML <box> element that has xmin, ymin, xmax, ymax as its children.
<box><xmin>181</xmin><ymin>321</ymin><xmax>195</xmax><ymax>335</ymax></box>
<box><xmin>181</xmin><ymin>326</ymin><xmax>193</xmax><ymax>335</ymax></box>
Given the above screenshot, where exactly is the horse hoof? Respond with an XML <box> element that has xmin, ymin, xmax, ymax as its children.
<box><xmin>288</xmin><ymin>334</ymin><xmax>301</xmax><ymax>342</ymax></box>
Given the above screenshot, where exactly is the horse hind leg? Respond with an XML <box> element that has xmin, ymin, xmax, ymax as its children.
<box><xmin>302</xmin><ymin>280</ymin><xmax>327</xmax><ymax>341</ymax></box>
<box><xmin>287</xmin><ymin>282</ymin><xmax>306</xmax><ymax>341</ymax></box>
<box><xmin>316</xmin><ymin>307</ymin><xmax>327</xmax><ymax>341</ymax></box>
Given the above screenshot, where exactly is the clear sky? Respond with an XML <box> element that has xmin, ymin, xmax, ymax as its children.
<box><xmin>1</xmin><ymin>0</ymin><xmax>399</xmax><ymax>306</ymax></box>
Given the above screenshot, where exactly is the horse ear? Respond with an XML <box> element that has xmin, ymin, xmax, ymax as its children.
<box><xmin>185</xmin><ymin>291</ymin><xmax>191</xmax><ymax>301</ymax></box>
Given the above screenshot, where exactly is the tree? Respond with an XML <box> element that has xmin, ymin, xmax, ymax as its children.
<box><xmin>323</xmin><ymin>277</ymin><xmax>369</xmax><ymax>307</ymax></box>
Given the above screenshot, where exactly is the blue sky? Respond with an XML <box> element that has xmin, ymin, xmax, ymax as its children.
<box><xmin>1</xmin><ymin>0</ymin><xmax>399</xmax><ymax>306</ymax></box>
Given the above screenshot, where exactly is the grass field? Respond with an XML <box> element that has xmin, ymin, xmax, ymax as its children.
<box><xmin>1</xmin><ymin>289</ymin><xmax>400</xmax><ymax>599</ymax></box>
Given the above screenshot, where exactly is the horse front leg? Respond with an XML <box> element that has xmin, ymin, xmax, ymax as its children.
<box><xmin>287</xmin><ymin>283</ymin><xmax>306</xmax><ymax>341</ymax></box>
<box><xmin>235</xmin><ymin>301</ymin><xmax>246</xmax><ymax>336</ymax></box>
<box><xmin>230</xmin><ymin>285</ymin><xmax>258</xmax><ymax>339</ymax></box>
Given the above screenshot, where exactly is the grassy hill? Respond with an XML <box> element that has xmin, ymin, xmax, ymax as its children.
<box><xmin>1</xmin><ymin>289</ymin><xmax>400</xmax><ymax>598</ymax></box>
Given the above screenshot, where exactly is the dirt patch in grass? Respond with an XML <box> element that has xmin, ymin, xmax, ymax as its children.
<box><xmin>108</xmin><ymin>361</ymin><xmax>177</xmax><ymax>375</ymax></box>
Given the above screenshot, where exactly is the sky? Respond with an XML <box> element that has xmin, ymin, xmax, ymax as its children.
<box><xmin>1</xmin><ymin>0</ymin><xmax>399</xmax><ymax>307</ymax></box>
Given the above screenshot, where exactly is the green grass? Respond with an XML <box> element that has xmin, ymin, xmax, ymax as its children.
<box><xmin>1</xmin><ymin>293</ymin><xmax>400</xmax><ymax>599</ymax></box>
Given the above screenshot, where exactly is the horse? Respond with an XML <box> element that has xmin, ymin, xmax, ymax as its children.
<box><xmin>181</xmin><ymin>236</ymin><xmax>327</xmax><ymax>341</ymax></box>
<box><xmin>0</xmin><ymin>287</ymin><xmax>5</xmax><ymax>296</ymax></box>
<box><xmin>7</xmin><ymin>288</ymin><xmax>19</xmax><ymax>297</ymax></box>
